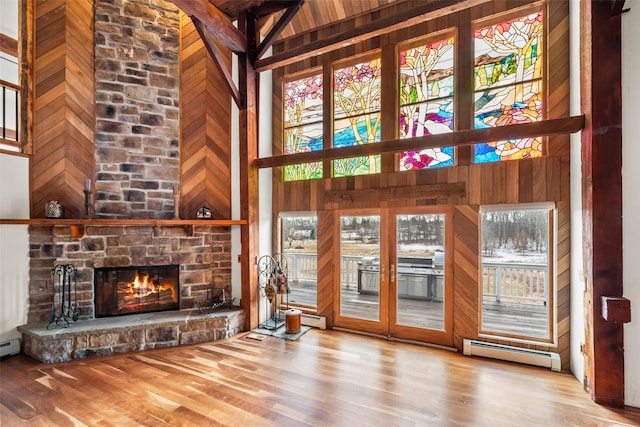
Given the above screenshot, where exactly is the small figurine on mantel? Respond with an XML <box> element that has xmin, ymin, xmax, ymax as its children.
<box><xmin>197</xmin><ymin>206</ymin><xmax>212</xmax><ymax>219</ymax></box>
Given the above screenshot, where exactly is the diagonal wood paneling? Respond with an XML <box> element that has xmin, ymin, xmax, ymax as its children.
<box><xmin>180</xmin><ymin>14</ymin><xmax>231</xmax><ymax>220</ymax></box>
<box><xmin>32</xmin><ymin>0</ymin><xmax>94</xmax><ymax>219</ymax></box>
<box><xmin>555</xmin><ymin>200</ymin><xmax>571</xmax><ymax>369</ymax></box>
<box><xmin>315</xmin><ymin>210</ymin><xmax>334</xmax><ymax>326</ymax></box>
<box><xmin>452</xmin><ymin>205</ymin><xmax>480</xmax><ymax>349</ymax></box>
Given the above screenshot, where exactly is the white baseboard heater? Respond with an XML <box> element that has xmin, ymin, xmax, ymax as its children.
<box><xmin>0</xmin><ymin>339</ymin><xmax>20</xmax><ymax>357</ymax></box>
<box><xmin>301</xmin><ymin>314</ymin><xmax>326</xmax><ymax>329</ymax></box>
<box><xmin>463</xmin><ymin>339</ymin><xmax>561</xmax><ymax>372</ymax></box>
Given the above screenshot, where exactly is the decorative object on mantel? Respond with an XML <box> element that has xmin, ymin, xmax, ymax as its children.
<box><xmin>257</xmin><ymin>253</ymin><xmax>290</xmax><ymax>330</ymax></box>
<box><xmin>45</xmin><ymin>200</ymin><xmax>63</xmax><ymax>218</ymax></box>
<box><xmin>48</xmin><ymin>264</ymin><xmax>79</xmax><ymax>329</ymax></box>
<box><xmin>195</xmin><ymin>286</ymin><xmax>236</xmax><ymax>314</ymax></box>
<box><xmin>173</xmin><ymin>184</ymin><xmax>180</xmax><ymax>220</ymax></box>
<box><xmin>83</xmin><ymin>179</ymin><xmax>93</xmax><ymax>219</ymax></box>
<box><xmin>196</xmin><ymin>206</ymin><xmax>212</xmax><ymax>219</ymax></box>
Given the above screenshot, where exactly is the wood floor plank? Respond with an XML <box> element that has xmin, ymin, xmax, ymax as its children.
<box><xmin>2</xmin><ymin>329</ymin><xmax>640</xmax><ymax>426</ymax></box>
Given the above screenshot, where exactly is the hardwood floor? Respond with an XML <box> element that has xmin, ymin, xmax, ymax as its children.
<box><xmin>2</xmin><ymin>328</ymin><xmax>640</xmax><ymax>426</ymax></box>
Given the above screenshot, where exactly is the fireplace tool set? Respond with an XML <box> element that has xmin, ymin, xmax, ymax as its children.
<box><xmin>48</xmin><ymin>264</ymin><xmax>79</xmax><ymax>329</ymax></box>
<box><xmin>257</xmin><ymin>253</ymin><xmax>290</xmax><ymax>330</ymax></box>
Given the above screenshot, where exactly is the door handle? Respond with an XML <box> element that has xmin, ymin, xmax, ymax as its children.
<box><xmin>390</xmin><ymin>264</ymin><xmax>395</xmax><ymax>283</ymax></box>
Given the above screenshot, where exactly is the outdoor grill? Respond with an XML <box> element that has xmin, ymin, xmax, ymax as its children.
<box><xmin>357</xmin><ymin>255</ymin><xmax>444</xmax><ymax>300</ymax></box>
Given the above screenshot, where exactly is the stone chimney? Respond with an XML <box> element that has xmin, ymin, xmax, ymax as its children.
<box><xmin>94</xmin><ymin>0</ymin><xmax>181</xmax><ymax>219</ymax></box>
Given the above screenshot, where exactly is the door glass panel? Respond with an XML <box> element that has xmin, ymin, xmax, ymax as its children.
<box><xmin>340</xmin><ymin>215</ymin><xmax>380</xmax><ymax>321</ymax></box>
<box><xmin>396</xmin><ymin>214</ymin><xmax>445</xmax><ymax>330</ymax></box>
<box><xmin>480</xmin><ymin>207</ymin><xmax>551</xmax><ymax>340</ymax></box>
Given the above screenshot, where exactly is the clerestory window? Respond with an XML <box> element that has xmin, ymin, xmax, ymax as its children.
<box><xmin>398</xmin><ymin>35</ymin><xmax>455</xmax><ymax>170</ymax></box>
<box><xmin>473</xmin><ymin>11</ymin><xmax>544</xmax><ymax>163</ymax></box>
<box><xmin>281</xmin><ymin>7</ymin><xmax>545</xmax><ymax>180</ymax></box>
<box><xmin>332</xmin><ymin>55</ymin><xmax>382</xmax><ymax>177</ymax></box>
<box><xmin>283</xmin><ymin>72</ymin><xmax>324</xmax><ymax>181</ymax></box>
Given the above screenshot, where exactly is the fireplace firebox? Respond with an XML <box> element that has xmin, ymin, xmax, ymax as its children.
<box><xmin>94</xmin><ymin>265</ymin><xmax>179</xmax><ymax>317</ymax></box>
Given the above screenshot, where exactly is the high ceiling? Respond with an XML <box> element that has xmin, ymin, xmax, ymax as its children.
<box><xmin>209</xmin><ymin>0</ymin><xmax>405</xmax><ymax>41</ymax></box>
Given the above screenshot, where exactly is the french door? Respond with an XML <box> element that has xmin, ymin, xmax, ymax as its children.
<box><xmin>334</xmin><ymin>207</ymin><xmax>453</xmax><ymax>347</ymax></box>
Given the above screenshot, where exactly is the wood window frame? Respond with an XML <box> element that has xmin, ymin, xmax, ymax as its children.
<box><xmin>478</xmin><ymin>202</ymin><xmax>556</xmax><ymax>346</ymax></box>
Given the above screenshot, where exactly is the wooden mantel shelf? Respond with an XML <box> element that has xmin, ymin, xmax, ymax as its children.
<box><xmin>0</xmin><ymin>218</ymin><xmax>247</xmax><ymax>226</ymax></box>
<box><xmin>0</xmin><ymin>218</ymin><xmax>247</xmax><ymax>238</ymax></box>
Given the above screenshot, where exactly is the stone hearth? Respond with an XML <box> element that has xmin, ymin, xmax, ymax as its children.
<box><xmin>19</xmin><ymin>309</ymin><xmax>244</xmax><ymax>363</ymax></box>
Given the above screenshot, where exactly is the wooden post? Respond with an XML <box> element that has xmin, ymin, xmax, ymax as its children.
<box><xmin>19</xmin><ymin>0</ymin><xmax>34</xmax><ymax>155</ymax></box>
<box><xmin>580</xmin><ymin>0</ymin><xmax>625</xmax><ymax>407</ymax></box>
<box><xmin>238</xmin><ymin>12</ymin><xmax>260</xmax><ymax>331</ymax></box>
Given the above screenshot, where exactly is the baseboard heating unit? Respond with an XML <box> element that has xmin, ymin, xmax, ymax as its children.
<box><xmin>301</xmin><ymin>314</ymin><xmax>326</xmax><ymax>329</ymax></box>
<box><xmin>0</xmin><ymin>339</ymin><xmax>20</xmax><ymax>357</ymax></box>
<box><xmin>463</xmin><ymin>339</ymin><xmax>561</xmax><ymax>372</ymax></box>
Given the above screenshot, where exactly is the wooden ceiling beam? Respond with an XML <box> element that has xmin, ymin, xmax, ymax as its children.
<box><xmin>255</xmin><ymin>115</ymin><xmax>585</xmax><ymax>169</ymax></box>
<box><xmin>254</xmin><ymin>0</ymin><xmax>489</xmax><ymax>72</ymax></box>
<box><xmin>251</xmin><ymin>0</ymin><xmax>300</xmax><ymax>18</ymax></box>
<box><xmin>172</xmin><ymin>0</ymin><xmax>247</xmax><ymax>53</ymax></box>
<box><xmin>255</xmin><ymin>0</ymin><xmax>304</xmax><ymax>60</ymax></box>
<box><xmin>0</xmin><ymin>33</ymin><xmax>18</xmax><ymax>57</ymax></box>
<box><xmin>192</xmin><ymin>17</ymin><xmax>243</xmax><ymax>108</ymax></box>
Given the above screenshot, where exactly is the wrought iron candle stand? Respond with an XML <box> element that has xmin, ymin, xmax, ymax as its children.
<box><xmin>257</xmin><ymin>253</ymin><xmax>290</xmax><ymax>330</ymax></box>
<box><xmin>83</xmin><ymin>179</ymin><xmax>93</xmax><ymax>218</ymax></box>
<box><xmin>83</xmin><ymin>189</ymin><xmax>92</xmax><ymax>218</ymax></box>
<box><xmin>47</xmin><ymin>264</ymin><xmax>79</xmax><ymax>329</ymax></box>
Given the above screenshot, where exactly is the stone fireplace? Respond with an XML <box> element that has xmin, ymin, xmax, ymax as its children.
<box><xmin>27</xmin><ymin>224</ymin><xmax>232</xmax><ymax>323</ymax></box>
<box><xmin>20</xmin><ymin>223</ymin><xmax>243</xmax><ymax>363</ymax></box>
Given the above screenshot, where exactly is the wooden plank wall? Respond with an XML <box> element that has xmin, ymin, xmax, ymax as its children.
<box><xmin>179</xmin><ymin>14</ymin><xmax>231</xmax><ymax>220</ymax></box>
<box><xmin>32</xmin><ymin>0</ymin><xmax>95</xmax><ymax>218</ymax></box>
<box><xmin>452</xmin><ymin>205</ymin><xmax>479</xmax><ymax>349</ymax></box>
<box><xmin>272</xmin><ymin>0</ymin><xmax>571</xmax><ymax>367</ymax></box>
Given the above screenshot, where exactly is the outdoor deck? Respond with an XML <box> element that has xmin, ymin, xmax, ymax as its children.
<box><xmin>285</xmin><ymin>284</ymin><xmax>549</xmax><ymax>339</ymax></box>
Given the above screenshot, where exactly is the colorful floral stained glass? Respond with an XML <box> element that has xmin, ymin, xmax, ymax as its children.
<box><xmin>283</xmin><ymin>73</ymin><xmax>323</xmax><ymax>181</ymax></box>
<box><xmin>333</xmin><ymin>58</ymin><xmax>382</xmax><ymax>177</ymax></box>
<box><xmin>473</xmin><ymin>12</ymin><xmax>543</xmax><ymax>163</ymax></box>
<box><xmin>399</xmin><ymin>37</ymin><xmax>455</xmax><ymax>170</ymax></box>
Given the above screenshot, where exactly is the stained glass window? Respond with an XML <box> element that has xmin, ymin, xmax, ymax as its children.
<box><xmin>474</xmin><ymin>12</ymin><xmax>543</xmax><ymax>163</ymax></box>
<box><xmin>283</xmin><ymin>73</ymin><xmax>323</xmax><ymax>181</ymax></box>
<box><xmin>399</xmin><ymin>37</ymin><xmax>455</xmax><ymax>170</ymax></box>
<box><xmin>333</xmin><ymin>58</ymin><xmax>382</xmax><ymax>177</ymax></box>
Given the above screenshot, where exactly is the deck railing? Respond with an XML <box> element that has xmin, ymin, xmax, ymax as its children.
<box><xmin>284</xmin><ymin>253</ymin><xmax>361</xmax><ymax>288</ymax></box>
<box><xmin>286</xmin><ymin>253</ymin><xmax>317</xmax><ymax>282</ymax></box>
<box><xmin>481</xmin><ymin>262</ymin><xmax>548</xmax><ymax>305</ymax></box>
<box><xmin>284</xmin><ymin>254</ymin><xmax>549</xmax><ymax>306</ymax></box>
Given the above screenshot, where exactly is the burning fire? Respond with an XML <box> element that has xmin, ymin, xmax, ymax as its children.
<box><xmin>125</xmin><ymin>272</ymin><xmax>171</xmax><ymax>300</ymax></box>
